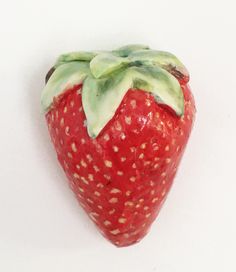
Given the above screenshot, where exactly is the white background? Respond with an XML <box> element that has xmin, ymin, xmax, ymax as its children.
<box><xmin>0</xmin><ymin>0</ymin><xmax>236</xmax><ymax>271</ymax></box>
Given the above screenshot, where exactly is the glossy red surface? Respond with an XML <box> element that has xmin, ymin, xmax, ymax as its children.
<box><xmin>46</xmin><ymin>83</ymin><xmax>195</xmax><ymax>247</ymax></box>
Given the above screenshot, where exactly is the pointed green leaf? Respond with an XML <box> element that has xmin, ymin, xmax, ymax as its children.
<box><xmin>82</xmin><ymin>66</ymin><xmax>184</xmax><ymax>137</ymax></box>
<box><xmin>56</xmin><ymin>51</ymin><xmax>98</xmax><ymax>67</ymax></box>
<box><xmin>90</xmin><ymin>53</ymin><xmax>129</xmax><ymax>79</ymax></box>
<box><xmin>130</xmin><ymin>66</ymin><xmax>184</xmax><ymax>116</ymax></box>
<box><xmin>129</xmin><ymin>50</ymin><xmax>189</xmax><ymax>81</ymax></box>
<box><xmin>41</xmin><ymin>62</ymin><xmax>90</xmax><ymax>112</ymax></box>
<box><xmin>82</xmin><ymin>71</ymin><xmax>132</xmax><ymax>137</ymax></box>
<box><xmin>113</xmin><ymin>44</ymin><xmax>149</xmax><ymax>57</ymax></box>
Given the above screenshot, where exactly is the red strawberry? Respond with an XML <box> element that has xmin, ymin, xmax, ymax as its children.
<box><xmin>41</xmin><ymin>45</ymin><xmax>195</xmax><ymax>247</ymax></box>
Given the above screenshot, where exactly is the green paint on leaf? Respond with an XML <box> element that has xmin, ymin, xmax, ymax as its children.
<box><xmin>41</xmin><ymin>62</ymin><xmax>91</xmax><ymax>112</ymax></box>
<box><xmin>113</xmin><ymin>44</ymin><xmax>149</xmax><ymax>57</ymax></box>
<box><xmin>56</xmin><ymin>51</ymin><xmax>98</xmax><ymax>66</ymax></box>
<box><xmin>90</xmin><ymin>53</ymin><xmax>129</xmax><ymax>78</ymax></box>
<box><xmin>129</xmin><ymin>50</ymin><xmax>189</xmax><ymax>79</ymax></box>
<box><xmin>41</xmin><ymin>44</ymin><xmax>188</xmax><ymax>138</ymax></box>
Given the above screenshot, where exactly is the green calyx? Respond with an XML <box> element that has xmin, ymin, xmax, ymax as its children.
<box><xmin>41</xmin><ymin>44</ymin><xmax>189</xmax><ymax>138</ymax></box>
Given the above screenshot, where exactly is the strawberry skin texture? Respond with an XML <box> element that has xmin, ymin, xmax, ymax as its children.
<box><xmin>46</xmin><ymin>83</ymin><xmax>195</xmax><ymax>247</ymax></box>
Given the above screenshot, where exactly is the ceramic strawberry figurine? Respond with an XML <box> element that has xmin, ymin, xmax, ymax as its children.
<box><xmin>41</xmin><ymin>44</ymin><xmax>196</xmax><ymax>247</ymax></box>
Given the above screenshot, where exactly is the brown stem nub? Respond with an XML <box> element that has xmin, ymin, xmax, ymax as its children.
<box><xmin>45</xmin><ymin>67</ymin><xmax>56</xmax><ymax>84</ymax></box>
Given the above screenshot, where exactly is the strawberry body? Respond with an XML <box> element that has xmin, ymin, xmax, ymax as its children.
<box><xmin>46</xmin><ymin>83</ymin><xmax>195</xmax><ymax>247</ymax></box>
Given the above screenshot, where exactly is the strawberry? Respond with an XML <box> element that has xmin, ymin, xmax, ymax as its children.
<box><xmin>41</xmin><ymin>45</ymin><xmax>195</xmax><ymax>247</ymax></box>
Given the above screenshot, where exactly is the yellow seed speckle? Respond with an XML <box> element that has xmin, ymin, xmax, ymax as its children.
<box><xmin>139</xmin><ymin>153</ymin><xmax>144</xmax><ymax>159</ymax></box>
<box><xmin>88</xmin><ymin>174</ymin><xmax>94</xmax><ymax>181</ymax></box>
<box><xmin>146</xmin><ymin>213</ymin><xmax>151</xmax><ymax>218</ymax></box>
<box><xmin>140</xmin><ymin>143</ymin><xmax>147</xmax><ymax>149</ymax></box>
<box><xmin>129</xmin><ymin>176</ymin><xmax>136</xmax><ymax>182</ymax></box>
<box><xmin>60</xmin><ymin>118</ymin><xmax>64</xmax><ymax>127</ymax></box>
<box><xmin>110</xmin><ymin>229</ymin><xmax>120</xmax><ymax>235</ymax></box>
<box><xmin>121</xmin><ymin>133</ymin><xmax>126</xmax><ymax>140</ymax></box>
<box><xmin>86</xmin><ymin>154</ymin><xmax>93</xmax><ymax>162</ymax></box>
<box><xmin>64</xmin><ymin>161</ymin><xmax>69</xmax><ymax>169</ymax></box>
<box><xmin>109</xmin><ymin>198</ymin><xmax>118</xmax><ymax>203</ymax></box>
<box><xmin>76</xmin><ymin>164</ymin><xmax>80</xmax><ymax>170</ymax></box>
<box><xmin>150</xmin><ymin>180</ymin><xmax>155</xmax><ymax>186</ymax></box>
<box><xmin>104</xmin><ymin>160</ymin><xmax>112</xmax><ymax>168</ymax></box>
<box><xmin>113</xmin><ymin>146</ymin><xmax>119</xmax><ymax>152</ymax></box>
<box><xmin>65</xmin><ymin>126</ymin><xmax>70</xmax><ymax>136</ymax></box>
<box><xmin>80</xmin><ymin>160</ymin><xmax>87</xmax><ymax>168</ymax></box>
<box><xmin>110</xmin><ymin>188</ymin><xmax>121</xmax><ymax>194</ymax></box>
<box><xmin>132</xmin><ymin>163</ymin><xmax>136</xmax><ymax>169</ymax></box>
<box><xmin>121</xmin><ymin>157</ymin><xmax>126</xmax><ymax>162</ymax></box>
<box><xmin>70</xmin><ymin>100</ymin><xmax>75</xmax><ymax>107</ymax></box>
<box><xmin>125</xmin><ymin>191</ymin><xmax>131</xmax><ymax>196</ymax></box>
<box><xmin>71</xmin><ymin>142</ymin><xmax>77</xmax><ymax>152</ymax></box>
<box><xmin>161</xmin><ymin>190</ymin><xmax>166</xmax><ymax>196</ymax></box>
<box><xmin>125</xmin><ymin>116</ymin><xmax>132</xmax><ymax>125</ymax></box>
<box><xmin>81</xmin><ymin>177</ymin><xmax>89</xmax><ymax>185</ymax></box>
<box><xmin>118</xmin><ymin>217</ymin><xmax>127</xmax><ymax>224</ymax></box>
<box><xmin>73</xmin><ymin>173</ymin><xmax>80</xmax><ymax>179</ymax></box>
<box><xmin>104</xmin><ymin>174</ymin><xmax>111</xmax><ymax>180</ymax></box>
<box><xmin>166</xmin><ymin>158</ymin><xmax>171</xmax><ymax>164</ymax></box>
<box><xmin>94</xmin><ymin>191</ymin><xmax>101</xmax><ymax>197</ymax></box>
<box><xmin>104</xmin><ymin>220</ymin><xmax>111</xmax><ymax>226</ymax></box>
<box><xmin>67</xmin><ymin>152</ymin><xmax>73</xmax><ymax>158</ymax></box>
<box><xmin>125</xmin><ymin>201</ymin><xmax>134</xmax><ymax>207</ymax></box>
<box><xmin>151</xmin><ymin>190</ymin><xmax>155</xmax><ymax>195</ymax></box>
<box><xmin>87</xmin><ymin>198</ymin><xmax>94</xmax><ymax>204</ymax></box>
<box><xmin>98</xmin><ymin>205</ymin><xmax>103</xmax><ymax>210</ymax></box>
<box><xmin>117</xmin><ymin>171</ymin><xmax>123</xmax><ymax>176</ymax></box>
<box><xmin>152</xmin><ymin>197</ymin><xmax>159</xmax><ymax>203</ymax></box>
<box><xmin>103</xmin><ymin>134</ymin><xmax>110</xmax><ymax>141</ymax></box>
<box><xmin>109</xmin><ymin>209</ymin><xmax>115</xmax><ymax>215</ymax></box>
<box><xmin>81</xmin><ymin>138</ymin><xmax>85</xmax><ymax>144</ymax></box>
<box><xmin>130</xmin><ymin>100</ymin><xmax>137</xmax><ymax>109</ymax></box>
<box><xmin>78</xmin><ymin>187</ymin><xmax>84</xmax><ymax>193</ymax></box>
<box><xmin>145</xmin><ymin>99</ymin><xmax>151</xmax><ymax>106</ymax></box>
<box><xmin>89</xmin><ymin>212</ymin><xmax>99</xmax><ymax>221</ymax></box>
<box><xmin>130</xmin><ymin>147</ymin><xmax>136</xmax><ymax>152</ymax></box>
<box><xmin>93</xmin><ymin>165</ymin><xmax>100</xmax><ymax>172</ymax></box>
<box><xmin>97</xmin><ymin>183</ymin><xmax>104</xmax><ymax>188</ymax></box>
<box><xmin>161</xmin><ymin>172</ymin><xmax>167</xmax><ymax>177</ymax></box>
<box><xmin>144</xmin><ymin>206</ymin><xmax>149</xmax><ymax>211</ymax></box>
<box><xmin>165</xmin><ymin>145</ymin><xmax>170</xmax><ymax>151</ymax></box>
<box><xmin>115</xmin><ymin>121</ymin><xmax>122</xmax><ymax>131</ymax></box>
